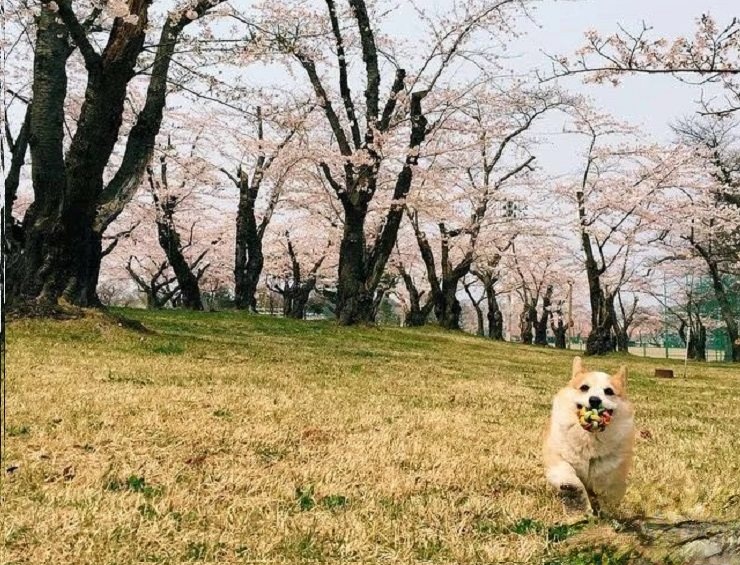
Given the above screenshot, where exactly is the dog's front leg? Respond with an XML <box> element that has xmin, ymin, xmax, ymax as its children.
<box><xmin>546</xmin><ymin>461</ymin><xmax>591</xmax><ymax>512</ymax></box>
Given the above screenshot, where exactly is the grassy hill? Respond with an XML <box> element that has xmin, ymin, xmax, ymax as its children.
<box><xmin>4</xmin><ymin>309</ymin><xmax>739</xmax><ymax>564</ymax></box>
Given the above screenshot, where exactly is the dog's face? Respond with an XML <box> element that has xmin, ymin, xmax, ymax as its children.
<box><xmin>565</xmin><ymin>356</ymin><xmax>628</xmax><ymax>414</ymax></box>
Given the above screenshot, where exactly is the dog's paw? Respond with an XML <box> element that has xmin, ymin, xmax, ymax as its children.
<box><xmin>587</xmin><ymin>495</ymin><xmax>601</xmax><ymax>516</ymax></box>
<box><xmin>559</xmin><ymin>484</ymin><xmax>588</xmax><ymax>511</ymax></box>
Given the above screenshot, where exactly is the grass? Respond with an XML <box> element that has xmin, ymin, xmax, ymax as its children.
<box><xmin>3</xmin><ymin>308</ymin><xmax>739</xmax><ymax>564</ymax></box>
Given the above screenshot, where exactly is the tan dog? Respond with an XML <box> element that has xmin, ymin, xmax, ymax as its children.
<box><xmin>543</xmin><ymin>357</ymin><xmax>634</xmax><ymax>514</ymax></box>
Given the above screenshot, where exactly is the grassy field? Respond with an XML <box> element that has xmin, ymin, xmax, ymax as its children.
<box><xmin>3</xmin><ymin>309</ymin><xmax>739</xmax><ymax>564</ymax></box>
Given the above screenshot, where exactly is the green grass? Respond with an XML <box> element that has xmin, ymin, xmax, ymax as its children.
<box><xmin>3</xmin><ymin>308</ymin><xmax>739</xmax><ymax>564</ymax></box>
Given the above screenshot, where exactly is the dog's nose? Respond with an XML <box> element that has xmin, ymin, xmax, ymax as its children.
<box><xmin>588</xmin><ymin>396</ymin><xmax>601</xmax><ymax>408</ymax></box>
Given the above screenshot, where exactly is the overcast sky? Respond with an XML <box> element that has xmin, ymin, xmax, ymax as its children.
<box><xmin>502</xmin><ymin>0</ymin><xmax>738</xmax><ymax>171</ymax></box>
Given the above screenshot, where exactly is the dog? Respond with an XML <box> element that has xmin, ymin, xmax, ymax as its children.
<box><xmin>543</xmin><ymin>356</ymin><xmax>634</xmax><ymax>514</ymax></box>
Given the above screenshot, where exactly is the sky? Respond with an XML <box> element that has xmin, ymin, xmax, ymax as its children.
<box><xmin>503</xmin><ymin>0</ymin><xmax>738</xmax><ymax>172</ymax></box>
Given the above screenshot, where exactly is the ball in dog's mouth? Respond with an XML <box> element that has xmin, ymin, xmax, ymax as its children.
<box><xmin>576</xmin><ymin>404</ymin><xmax>613</xmax><ymax>433</ymax></box>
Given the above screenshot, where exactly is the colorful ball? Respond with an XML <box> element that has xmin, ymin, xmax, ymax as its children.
<box><xmin>577</xmin><ymin>405</ymin><xmax>613</xmax><ymax>432</ymax></box>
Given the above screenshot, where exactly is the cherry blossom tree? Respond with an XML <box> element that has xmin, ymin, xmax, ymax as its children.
<box><xmin>212</xmin><ymin>103</ymin><xmax>313</xmax><ymax>311</ymax></box>
<box><xmin>557</xmin><ymin>106</ymin><xmax>687</xmax><ymax>355</ymax></box>
<box><xmin>6</xmin><ymin>0</ymin><xmax>233</xmax><ymax>308</ymax></box>
<box><xmin>649</xmin><ymin>114</ymin><xmax>740</xmax><ymax>361</ymax></box>
<box><xmin>231</xmin><ymin>0</ymin><xmax>541</xmax><ymax>325</ymax></box>
<box><xmin>405</xmin><ymin>85</ymin><xmax>567</xmax><ymax>330</ymax></box>
<box><xmin>546</xmin><ymin>15</ymin><xmax>740</xmax><ymax>116</ymax></box>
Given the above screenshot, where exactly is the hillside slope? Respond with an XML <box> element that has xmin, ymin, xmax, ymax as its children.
<box><xmin>4</xmin><ymin>310</ymin><xmax>739</xmax><ymax>564</ymax></box>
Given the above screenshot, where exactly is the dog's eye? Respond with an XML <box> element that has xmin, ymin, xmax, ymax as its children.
<box><xmin>579</xmin><ymin>384</ymin><xmax>589</xmax><ymax>392</ymax></box>
<box><xmin>604</xmin><ymin>387</ymin><xmax>614</xmax><ymax>396</ymax></box>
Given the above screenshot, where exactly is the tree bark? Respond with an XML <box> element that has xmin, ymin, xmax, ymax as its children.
<box><xmin>585</xmin><ymin>287</ymin><xmax>616</xmax><ymax>355</ymax></box>
<box><xmin>270</xmin><ymin>231</ymin><xmax>326</xmax><ymax>320</ymax></box>
<box><xmin>519</xmin><ymin>302</ymin><xmax>535</xmax><ymax>345</ymax></box>
<box><xmin>698</xmin><ymin>248</ymin><xmax>739</xmax><ymax>362</ymax></box>
<box><xmin>233</xmin><ymin>170</ymin><xmax>263</xmax><ymax>311</ymax></box>
<box><xmin>4</xmin><ymin>103</ymin><xmax>32</xmax><ymax>240</ymax></box>
<box><xmin>398</xmin><ymin>264</ymin><xmax>433</xmax><ymax>327</ymax></box>
<box><xmin>473</xmin><ymin>269</ymin><xmax>504</xmax><ymax>340</ymax></box>
<box><xmin>153</xmin><ymin>195</ymin><xmax>204</xmax><ymax>311</ymax></box>
<box><xmin>463</xmin><ymin>280</ymin><xmax>485</xmax><ymax>336</ymax></box>
<box><xmin>551</xmin><ymin>319</ymin><xmax>567</xmax><ymax>349</ymax></box>
<box><xmin>12</xmin><ymin>9</ymin><xmax>70</xmax><ymax>304</ymax></box>
<box><xmin>336</xmin><ymin>202</ymin><xmax>375</xmax><ymax>324</ymax></box>
<box><xmin>300</xmin><ymin>10</ymin><xmax>425</xmax><ymax>326</ymax></box>
<box><xmin>148</xmin><ymin>162</ymin><xmax>206</xmax><ymax>311</ymax></box>
<box><xmin>534</xmin><ymin>285</ymin><xmax>553</xmax><ymax>346</ymax></box>
<box><xmin>10</xmin><ymin>1</ymin><xmax>224</xmax><ymax>310</ymax></box>
<box><xmin>487</xmin><ymin>292</ymin><xmax>504</xmax><ymax>340</ymax></box>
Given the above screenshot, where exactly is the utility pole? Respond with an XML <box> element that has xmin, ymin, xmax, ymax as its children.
<box><xmin>567</xmin><ymin>279</ymin><xmax>574</xmax><ymax>349</ymax></box>
<box><xmin>663</xmin><ymin>274</ymin><xmax>669</xmax><ymax>359</ymax></box>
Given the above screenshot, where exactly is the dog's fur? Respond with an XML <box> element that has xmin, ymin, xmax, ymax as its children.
<box><xmin>543</xmin><ymin>357</ymin><xmax>634</xmax><ymax>513</ymax></box>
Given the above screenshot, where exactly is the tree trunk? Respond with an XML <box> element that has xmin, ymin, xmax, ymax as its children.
<box><xmin>336</xmin><ymin>202</ymin><xmax>374</xmax><ymax>324</ymax></box>
<box><xmin>585</xmin><ymin>273</ymin><xmax>616</xmax><ymax>355</ymax></box>
<box><xmin>487</xmin><ymin>294</ymin><xmax>504</xmax><ymax>340</ymax></box>
<box><xmin>10</xmin><ymin>2</ymin><xmax>221</xmax><ymax>311</ymax></box>
<box><xmin>476</xmin><ymin>271</ymin><xmax>504</xmax><ymax>340</ymax></box>
<box><xmin>11</xmin><ymin>10</ymin><xmax>70</xmax><ymax>304</ymax></box>
<box><xmin>692</xmin><ymin>324</ymin><xmax>707</xmax><ymax>362</ymax></box>
<box><xmin>4</xmin><ymin>104</ymin><xmax>32</xmax><ymax>240</ymax></box>
<box><xmin>234</xmin><ymin>174</ymin><xmax>263</xmax><ymax>312</ymax></box>
<box><xmin>282</xmin><ymin>279</ymin><xmax>316</xmax><ymax>319</ymax></box>
<box><xmin>552</xmin><ymin>320</ymin><xmax>567</xmax><ymax>349</ymax></box>
<box><xmin>534</xmin><ymin>285</ymin><xmax>553</xmax><ymax>346</ymax></box>
<box><xmin>434</xmin><ymin>278</ymin><xmax>463</xmax><ymax>330</ymax></box>
<box><xmin>155</xmin><ymin>196</ymin><xmax>203</xmax><ymax>311</ymax></box>
<box><xmin>462</xmin><ymin>280</ymin><xmax>484</xmax><ymax>336</ymax></box>
<box><xmin>519</xmin><ymin>302</ymin><xmax>537</xmax><ymax>345</ymax></box>
<box><xmin>472</xmin><ymin>299</ymin><xmax>485</xmax><ymax>336</ymax></box>
<box><xmin>704</xmin><ymin>258</ymin><xmax>739</xmax><ymax>362</ymax></box>
<box><xmin>614</xmin><ymin>329</ymin><xmax>629</xmax><ymax>353</ymax></box>
<box><xmin>399</xmin><ymin>268</ymin><xmax>433</xmax><ymax>327</ymax></box>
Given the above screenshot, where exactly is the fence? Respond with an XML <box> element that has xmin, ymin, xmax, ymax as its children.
<box><xmin>568</xmin><ymin>342</ymin><xmax>727</xmax><ymax>362</ymax></box>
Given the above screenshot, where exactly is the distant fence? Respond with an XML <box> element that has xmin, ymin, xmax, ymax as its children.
<box><xmin>568</xmin><ymin>342</ymin><xmax>727</xmax><ymax>362</ymax></box>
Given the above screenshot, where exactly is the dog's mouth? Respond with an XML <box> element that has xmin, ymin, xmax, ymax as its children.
<box><xmin>576</xmin><ymin>403</ymin><xmax>614</xmax><ymax>415</ymax></box>
<box><xmin>576</xmin><ymin>404</ymin><xmax>614</xmax><ymax>433</ymax></box>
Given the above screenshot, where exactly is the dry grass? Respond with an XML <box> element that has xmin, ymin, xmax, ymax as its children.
<box><xmin>3</xmin><ymin>309</ymin><xmax>739</xmax><ymax>564</ymax></box>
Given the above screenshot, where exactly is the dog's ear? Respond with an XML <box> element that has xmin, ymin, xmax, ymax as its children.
<box><xmin>569</xmin><ymin>356</ymin><xmax>585</xmax><ymax>384</ymax></box>
<box><xmin>612</xmin><ymin>365</ymin><xmax>628</xmax><ymax>395</ymax></box>
<box><xmin>571</xmin><ymin>356</ymin><xmax>584</xmax><ymax>379</ymax></box>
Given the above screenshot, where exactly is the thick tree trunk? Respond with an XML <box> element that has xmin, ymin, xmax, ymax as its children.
<box><xmin>520</xmin><ymin>302</ymin><xmax>535</xmax><ymax>345</ymax></box>
<box><xmin>487</xmin><ymin>295</ymin><xmax>504</xmax><ymax>340</ymax></box>
<box><xmin>282</xmin><ymin>280</ymin><xmax>316</xmax><ymax>319</ymax></box>
<box><xmin>585</xmin><ymin>273</ymin><xmax>616</xmax><ymax>355</ymax></box>
<box><xmin>11</xmin><ymin>10</ymin><xmax>70</xmax><ymax>304</ymax></box>
<box><xmin>10</xmin><ymin>3</ymin><xmax>219</xmax><ymax>311</ymax></box>
<box><xmin>552</xmin><ymin>320</ymin><xmax>567</xmax><ymax>349</ymax></box>
<box><xmin>586</xmin><ymin>287</ymin><xmax>616</xmax><ymax>356</ymax></box>
<box><xmin>476</xmin><ymin>272</ymin><xmax>504</xmax><ymax>340</ymax></box>
<box><xmin>680</xmin><ymin>319</ymin><xmax>707</xmax><ymax>362</ymax></box>
<box><xmin>614</xmin><ymin>329</ymin><xmax>629</xmax><ymax>353</ymax></box>
<box><xmin>154</xmin><ymin>196</ymin><xmax>203</xmax><ymax>311</ymax></box>
<box><xmin>234</xmin><ymin>176</ymin><xmax>263</xmax><ymax>312</ymax></box>
<box><xmin>399</xmin><ymin>268</ymin><xmax>433</xmax><ymax>327</ymax></box>
<box><xmin>534</xmin><ymin>285</ymin><xmax>553</xmax><ymax>346</ymax></box>
<box><xmin>22</xmin><ymin>3</ymin><xmax>149</xmax><ymax>306</ymax></box>
<box><xmin>336</xmin><ymin>203</ymin><xmax>374</xmax><ymax>324</ymax></box>
<box><xmin>434</xmin><ymin>279</ymin><xmax>463</xmax><ymax>330</ymax></box>
<box><xmin>692</xmin><ymin>325</ymin><xmax>707</xmax><ymax>362</ymax></box>
<box><xmin>705</xmin><ymin>259</ymin><xmax>739</xmax><ymax>362</ymax></box>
